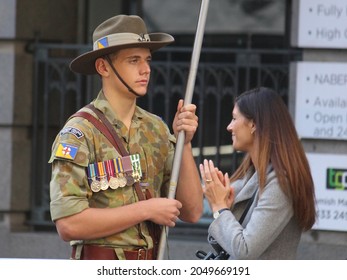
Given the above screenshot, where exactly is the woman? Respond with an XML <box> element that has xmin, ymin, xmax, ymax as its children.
<box><xmin>199</xmin><ymin>87</ymin><xmax>316</xmax><ymax>259</ymax></box>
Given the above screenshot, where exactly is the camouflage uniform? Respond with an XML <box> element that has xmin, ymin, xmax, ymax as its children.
<box><xmin>49</xmin><ymin>90</ymin><xmax>175</xmax><ymax>252</ymax></box>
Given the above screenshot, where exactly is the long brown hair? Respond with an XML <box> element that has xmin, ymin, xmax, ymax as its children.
<box><xmin>230</xmin><ymin>87</ymin><xmax>316</xmax><ymax>231</ymax></box>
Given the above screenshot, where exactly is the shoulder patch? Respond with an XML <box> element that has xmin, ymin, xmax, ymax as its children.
<box><xmin>60</xmin><ymin>126</ymin><xmax>84</xmax><ymax>139</ymax></box>
<box><xmin>55</xmin><ymin>143</ymin><xmax>79</xmax><ymax>160</ymax></box>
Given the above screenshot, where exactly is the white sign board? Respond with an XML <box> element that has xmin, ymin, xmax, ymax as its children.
<box><xmin>307</xmin><ymin>153</ymin><xmax>347</xmax><ymax>232</ymax></box>
<box><xmin>292</xmin><ymin>0</ymin><xmax>347</xmax><ymax>48</ymax></box>
<box><xmin>292</xmin><ymin>61</ymin><xmax>347</xmax><ymax>140</ymax></box>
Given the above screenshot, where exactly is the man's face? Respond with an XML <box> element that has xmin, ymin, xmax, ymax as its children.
<box><xmin>110</xmin><ymin>48</ymin><xmax>152</xmax><ymax>97</ymax></box>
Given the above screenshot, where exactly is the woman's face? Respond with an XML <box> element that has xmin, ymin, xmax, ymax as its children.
<box><xmin>227</xmin><ymin>104</ymin><xmax>255</xmax><ymax>152</ymax></box>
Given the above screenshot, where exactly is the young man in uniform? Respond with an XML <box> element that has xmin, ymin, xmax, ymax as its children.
<box><xmin>49</xmin><ymin>15</ymin><xmax>203</xmax><ymax>260</ymax></box>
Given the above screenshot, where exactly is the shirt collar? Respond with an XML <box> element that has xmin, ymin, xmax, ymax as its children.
<box><xmin>92</xmin><ymin>90</ymin><xmax>144</xmax><ymax>128</ymax></box>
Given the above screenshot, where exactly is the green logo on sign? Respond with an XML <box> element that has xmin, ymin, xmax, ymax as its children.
<box><xmin>327</xmin><ymin>168</ymin><xmax>347</xmax><ymax>190</ymax></box>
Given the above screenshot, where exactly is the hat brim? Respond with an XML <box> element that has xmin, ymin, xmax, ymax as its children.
<box><xmin>70</xmin><ymin>33</ymin><xmax>174</xmax><ymax>75</ymax></box>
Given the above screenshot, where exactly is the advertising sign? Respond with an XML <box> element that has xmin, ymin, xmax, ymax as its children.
<box><xmin>292</xmin><ymin>61</ymin><xmax>347</xmax><ymax>140</ymax></box>
<box><xmin>307</xmin><ymin>153</ymin><xmax>347</xmax><ymax>232</ymax></box>
<box><xmin>292</xmin><ymin>0</ymin><xmax>347</xmax><ymax>48</ymax></box>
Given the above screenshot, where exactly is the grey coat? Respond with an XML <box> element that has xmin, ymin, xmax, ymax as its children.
<box><xmin>208</xmin><ymin>166</ymin><xmax>301</xmax><ymax>260</ymax></box>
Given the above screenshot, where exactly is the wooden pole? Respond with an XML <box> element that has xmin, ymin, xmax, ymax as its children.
<box><xmin>156</xmin><ymin>0</ymin><xmax>210</xmax><ymax>260</ymax></box>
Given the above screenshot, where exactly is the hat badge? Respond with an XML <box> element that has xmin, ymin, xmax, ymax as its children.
<box><xmin>97</xmin><ymin>37</ymin><xmax>109</xmax><ymax>49</ymax></box>
<box><xmin>138</xmin><ymin>33</ymin><xmax>150</xmax><ymax>42</ymax></box>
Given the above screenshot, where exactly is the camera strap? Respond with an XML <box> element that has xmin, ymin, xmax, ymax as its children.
<box><xmin>238</xmin><ymin>189</ymin><xmax>257</xmax><ymax>224</ymax></box>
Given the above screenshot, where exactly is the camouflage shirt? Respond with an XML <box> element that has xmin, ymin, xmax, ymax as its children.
<box><xmin>49</xmin><ymin>90</ymin><xmax>176</xmax><ymax>250</ymax></box>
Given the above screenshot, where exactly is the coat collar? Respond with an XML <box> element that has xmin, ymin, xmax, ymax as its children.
<box><xmin>232</xmin><ymin>164</ymin><xmax>274</xmax><ymax>204</ymax></box>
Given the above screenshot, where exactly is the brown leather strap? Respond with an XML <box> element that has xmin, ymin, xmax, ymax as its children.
<box><xmin>72</xmin><ymin>111</ymin><xmax>120</xmax><ymax>151</ymax></box>
<box><xmin>71</xmin><ymin>245</ymin><xmax>154</xmax><ymax>260</ymax></box>
<box><xmin>85</xmin><ymin>104</ymin><xmax>128</xmax><ymax>156</ymax></box>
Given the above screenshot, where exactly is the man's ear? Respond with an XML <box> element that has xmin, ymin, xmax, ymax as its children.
<box><xmin>95</xmin><ymin>57</ymin><xmax>109</xmax><ymax>77</ymax></box>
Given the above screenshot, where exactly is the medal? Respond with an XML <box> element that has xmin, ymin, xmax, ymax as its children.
<box><xmin>98</xmin><ymin>161</ymin><xmax>109</xmax><ymax>190</ymax></box>
<box><xmin>91</xmin><ymin>180</ymin><xmax>101</xmax><ymax>192</ymax></box>
<box><xmin>125</xmin><ymin>174</ymin><xmax>134</xmax><ymax>186</ymax></box>
<box><xmin>130</xmin><ymin>154</ymin><xmax>142</xmax><ymax>182</ymax></box>
<box><xmin>122</xmin><ymin>156</ymin><xmax>135</xmax><ymax>186</ymax></box>
<box><xmin>106</xmin><ymin>159</ymin><xmax>119</xmax><ymax>189</ymax></box>
<box><xmin>118</xmin><ymin>174</ymin><xmax>127</xmax><ymax>187</ymax></box>
<box><xmin>114</xmin><ymin>158</ymin><xmax>127</xmax><ymax>187</ymax></box>
<box><xmin>87</xmin><ymin>163</ymin><xmax>101</xmax><ymax>192</ymax></box>
<box><xmin>100</xmin><ymin>179</ymin><xmax>108</xmax><ymax>190</ymax></box>
<box><xmin>109</xmin><ymin>176</ymin><xmax>119</xmax><ymax>189</ymax></box>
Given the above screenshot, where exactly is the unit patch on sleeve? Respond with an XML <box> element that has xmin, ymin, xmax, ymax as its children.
<box><xmin>60</xmin><ymin>126</ymin><xmax>84</xmax><ymax>139</ymax></box>
<box><xmin>55</xmin><ymin>143</ymin><xmax>79</xmax><ymax>160</ymax></box>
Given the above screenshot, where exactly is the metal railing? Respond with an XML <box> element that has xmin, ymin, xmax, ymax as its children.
<box><xmin>29</xmin><ymin>43</ymin><xmax>301</xmax><ymax>228</ymax></box>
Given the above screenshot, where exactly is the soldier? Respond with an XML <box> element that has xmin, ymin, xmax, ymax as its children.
<box><xmin>49</xmin><ymin>14</ymin><xmax>203</xmax><ymax>260</ymax></box>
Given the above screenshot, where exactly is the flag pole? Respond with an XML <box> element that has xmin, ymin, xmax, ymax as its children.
<box><xmin>157</xmin><ymin>0</ymin><xmax>210</xmax><ymax>260</ymax></box>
